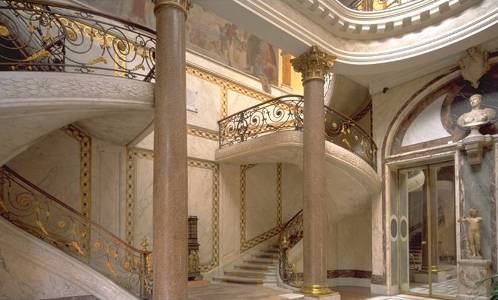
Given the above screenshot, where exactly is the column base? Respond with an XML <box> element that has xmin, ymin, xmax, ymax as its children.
<box><xmin>301</xmin><ymin>285</ymin><xmax>340</xmax><ymax>299</ymax></box>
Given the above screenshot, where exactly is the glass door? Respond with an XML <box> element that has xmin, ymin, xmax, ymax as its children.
<box><xmin>398</xmin><ymin>162</ymin><xmax>457</xmax><ymax>299</ymax></box>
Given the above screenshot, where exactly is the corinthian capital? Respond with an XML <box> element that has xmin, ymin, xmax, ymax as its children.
<box><xmin>154</xmin><ymin>0</ymin><xmax>192</xmax><ymax>15</ymax></box>
<box><xmin>291</xmin><ymin>46</ymin><xmax>335</xmax><ymax>82</ymax></box>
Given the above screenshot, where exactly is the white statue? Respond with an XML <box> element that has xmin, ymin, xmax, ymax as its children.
<box><xmin>458</xmin><ymin>208</ymin><xmax>482</xmax><ymax>257</ymax></box>
<box><xmin>457</xmin><ymin>94</ymin><xmax>496</xmax><ymax>138</ymax></box>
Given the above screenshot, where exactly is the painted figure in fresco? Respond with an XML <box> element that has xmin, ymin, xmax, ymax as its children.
<box><xmin>457</xmin><ymin>94</ymin><xmax>496</xmax><ymax>137</ymax></box>
<box><xmin>458</xmin><ymin>208</ymin><xmax>482</xmax><ymax>257</ymax></box>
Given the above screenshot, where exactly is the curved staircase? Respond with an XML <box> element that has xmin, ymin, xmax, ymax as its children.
<box><xmin>214</xmin><ymin>244</ymin><xmax>280</xmax><ymax>285</ymax></box>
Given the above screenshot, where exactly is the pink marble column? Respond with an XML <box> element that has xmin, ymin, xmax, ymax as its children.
<box><xmin>153</xmin><ymin>1</ymin><xmax>190</xmax><ymax>299</ymax></box>
<box><xmin>292</xmin><ymin>46</ymin><xmax>336</xmax><ymax>298</ymax></box>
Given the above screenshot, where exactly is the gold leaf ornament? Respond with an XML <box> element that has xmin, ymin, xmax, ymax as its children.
<box><xmin>0</xmin><ymin>25</ymin><xmax>10</xmax><ymax>37</ymax></box>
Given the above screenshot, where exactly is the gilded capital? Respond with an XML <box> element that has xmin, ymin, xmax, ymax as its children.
<box><xmin>154</xmin><ymin>0</ymin><xmax>192</xmax><ymax>16</ymax></box>
<box><xmin>291</xmin><ymin>46</ymin><xmax>335</xmax><ymax>82</ymax></box>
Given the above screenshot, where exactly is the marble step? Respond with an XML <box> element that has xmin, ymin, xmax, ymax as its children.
<box><xmin>234</xmin><ymin>263</ymin><xmax>277</xmax><ymax>271</ymax></box>
<box><xmin>224</xmin><ymin>269</ymin><xmax>277</xmax><ymax>278</ymax></box>
<box><xmin>261</xmin><ymin>248</ymin><xmax>280</xmax><ymax>254</ymax></box>
<box><xmin>254</xmin><ymin>253</ymin><xmax>279</xmax><ymax>259</ymax></box>
<box><xmin>250</xmin><ymin>256</ymin><xmax>278</xmax><ymax>263</ymax></box>
<box><xmin>244</xmin><ymin>258</ymin><xmax>278</xmax><ymax>265</ymax></box>
<box><xmin>213</xmin><ymin>275</ymin><xmax>277</xmax><ymax>284</ymax></box>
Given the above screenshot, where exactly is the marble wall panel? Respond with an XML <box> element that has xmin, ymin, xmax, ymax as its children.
<box><xmin>188</xmin><ymin>166</ymin><xmax>215</xmax><ymax>266</ymax></box>
<box><xmin>7</xmin><ymin>130</ymin><xmax>81</xmax><ymax>212</ymax></box>
<box><xmin>459</xmin><ymin>149</ymin><xmax>494</xmax><ymax>259</ymax></box>
<box><xmin>187</xmin><ymin>135</ymin><xmax>218</xmax><ymax>161</ymax></box>
<box><xmin>91</xmin><ymin>138</ymin><xmax>126</xmax><ymax>239</ymax></box>
<box><xmin>281</xmin><ymin>163</ymin><xmax>303</xmax><ymax>222</ymax></box>
<box><xmin>186</xmin><ymin>73</ymin><xmax>222</xmax><ymax>130</ymax></box>
<box><xmin>331</xmin><ymin>207</ymin><xmax>372</xmax><ymax>271</ymax></box>
<box><xmin>132</xmin><ymin>156</ymin><xmax>153</xmax><ymax>248</ymax></box>
<box><xmin>227</xmin><ymin>90</ymin><xmax>261</xmax><ymax>116</ymax></box>
<box><xmin>245</xmin><ymin>164</ymin><xmax>278</xmax><ymax>241</ymax></box>
<box><xmin>219</xmin><ymin>164</ymin><xmax>241</xmax><ymax>264</ymax></box>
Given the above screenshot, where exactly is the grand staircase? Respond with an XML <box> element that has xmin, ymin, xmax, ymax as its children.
<box><xmin>0</xmin><ymin>166</ymin><xmax>151</xmax><ymax>299</ymax></box>
<box><xmin>214</xmin><ymin>244</ymin><xmax>279</xmax><ymax>284</ymax></box>
<box><xmin>409</xmin><ymin>230</ymin><xmax>423</xmax><ymax>271</ymax></box>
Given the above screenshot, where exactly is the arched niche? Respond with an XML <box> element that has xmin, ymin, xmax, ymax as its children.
<box><xmin>391</xmin><ymin>63</ymin><xmax>498</xmax><ymax>155</ymax></box>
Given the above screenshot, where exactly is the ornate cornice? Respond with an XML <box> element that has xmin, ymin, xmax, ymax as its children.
<box><xmin>291</xmin><ymin>46</ymin><xmax>336</xmax><ymax>82</ymax></box>
<box><xmin>154</xmin><ymin>0</ymin><xmax>192</xmax><ymax>16</ymax></box>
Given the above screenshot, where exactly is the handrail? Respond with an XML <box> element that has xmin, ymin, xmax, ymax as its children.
<box><xmin>0</xmin><ymin>0</ymin><xmax>157</xmax><ymax>81</ymax></box>
<box><xmin>0</xmin><ymin>166</ymin><xmax>152</xmax><ymax>298</ymax></box>
<box><xmin>279</xmin><ymin>209</ymin><xmax>304</xmax><ymax>288</ymax></box>
<box><xmin>218</xmin><ymin>95</ymin><xmax>377</xmax><ymax>169</ymax></box>
<box><xmin>2</xmin><ymin>166</ymin><xmax>148</xmax><ymax>254</ymax></box>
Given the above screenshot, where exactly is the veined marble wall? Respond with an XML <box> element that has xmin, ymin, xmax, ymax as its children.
<box><xmin>7</xmin><ymin>130</ymin><xmax>81</xmax><ymax>212</ymax></box>
<box><xmin>6</xmin><ymin>126</ymin><xmax>127</xmax><ymax>239</ymax></box>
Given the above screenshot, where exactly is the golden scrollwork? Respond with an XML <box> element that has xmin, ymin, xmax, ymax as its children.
<box><xmin>291</xmin><ymin>46</ymin><xmax>336</xmax><ymax>83</ymax></box>
<box><xmin>0</xmin><ymin>25</ymin><xmax>9</xmax><ymax>37</ymax></box>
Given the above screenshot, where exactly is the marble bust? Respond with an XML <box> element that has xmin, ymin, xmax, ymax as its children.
<box><xmin>457</xmin><ymin>94</ymin><xmax>496</xmax><ymax>138</ymax></box>
<box><xmin>458</xmin><ymin>208</ymin><xmax>482</xmax><ymax>258</ymax></box>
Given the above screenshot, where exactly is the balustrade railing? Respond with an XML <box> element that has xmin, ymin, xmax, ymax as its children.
<box><xmin>218</xmin><ymin>95</ymin><xmax>377</xmax><ymax>169</ymax></box>
<box><xmin>0</xmin><ymin>0</ymin><xmax>156</xmax><ymax>81</ymax></box>
<box><xmin>0</xmin><ymin>166</ymin><xmax>152</xmax><ymax>298</ymax></box>
<box><xmin>279</xmin><ymin>209</ymin><xmax>304</xmax><ymax>288</ymax></box>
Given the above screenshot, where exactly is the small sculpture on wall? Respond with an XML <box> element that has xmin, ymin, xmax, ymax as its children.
<box><xmin>459</xmin><ymin>47</ymin><xmax>490</xmax><ymax>89</ymax></box>
<box><xmin>456</xmin><ymin>94</ymin><xmax>495</xmax><ymax>165</ymax></box>
<box><xmin>458</xmin><ymin>208</ymin><xmax>482</xmax><ymax>258</ymax></box>
<box><xmin>457</xmin><ymin>94</ymin><xmax>496</xmax><ymax>138</ymax></box>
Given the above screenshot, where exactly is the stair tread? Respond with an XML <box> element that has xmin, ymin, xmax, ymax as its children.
<box><xmin>214</xmin><ymin>275</ymin><xmax>276</xmax><ymax>284</ymax></box>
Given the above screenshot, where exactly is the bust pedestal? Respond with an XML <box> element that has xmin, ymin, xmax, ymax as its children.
<box><xmin>457</xmin><ymin>259</ymin><xmax>491</xmax><ymax>300</ymax></box>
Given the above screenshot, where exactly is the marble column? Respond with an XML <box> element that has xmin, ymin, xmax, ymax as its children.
<box><xmin>153</xmin><ymin>1</ymin><xmax>190</xmax><ymax>300</ymax></box>
<box><xmin>292</xmin><ymin>46</ymin><xmax>336</xmax><ymax>299</ymax></box>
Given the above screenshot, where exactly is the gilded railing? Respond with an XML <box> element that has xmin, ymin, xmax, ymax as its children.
<box><xmin>0</xmin><ymin>0</ymin><xmax>156</xmax><ymax>81</ymax></box>
<box><xmin>218</xmin><ymin>95</ymin><xmax>377</xmax><ymax>169</ymax></box>
<box><xmin>0</xmin><ymin>166</ymin><xmax>152</xmax><ymax>298</ymax></box>
<box><xmin>279</xmin><ymin>209</ymin><xmax>304</xmax><ymax>288</ymax></box>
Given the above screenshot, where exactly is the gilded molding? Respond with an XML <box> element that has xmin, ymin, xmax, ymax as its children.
<box><xmin>125</xmin><ymin>147</ymin><xmax>220</xmax><ymax>272</ymax></box>
<box><xmin>277</xmin><ymin>163</ymin><xmax>283</xmax><ymax>228</ymax></box>
<box><xmin>154</xmin><ymin>0</ymin><xmax>192</xmax><ymax>15</ymax></box>
<box><xmin>62</xmin><ymin>125</ymin><xmax>92</xmax><ymax>219</ymax></box>
<box><xmin>291</xmin><ymin>46</ymin><xmax>336</xmax><ymax>82</ymax></box>
<box><xmin>187</xmin><ymin>124</ymin><xmax>219</xmax><ymax>141</ymax></box>
<box><xmin>240</xmin><ymin>164</ymin><xmax>283</xmax><ymax>252</ymax></box>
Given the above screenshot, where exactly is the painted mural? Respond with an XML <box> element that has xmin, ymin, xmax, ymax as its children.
<box><xmin>74</xmin><ymin>0</ymin><xmax>278</xmax><ymax>86</ymax></box>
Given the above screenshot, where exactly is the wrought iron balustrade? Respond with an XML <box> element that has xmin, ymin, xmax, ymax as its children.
<box><xmin>0</xmin><ymin>0</ymin><xmax>156</xmax><ymax>81</ymax></box>
<box><xmin>0</xmin><ymin>166</ymin><xmax>152</xmax><ymax>298</ymax></box>
<box><xmin>218</xmin><ymin>95</ymin><xmax>377</xmax><ymax>169</ymax></box>
<box><xmin>279</xmin><ymin>209</ymin><xmax>304</xmax><ymax>288</ymax></box>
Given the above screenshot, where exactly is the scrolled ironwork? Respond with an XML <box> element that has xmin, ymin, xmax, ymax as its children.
<box><xmin>0</xmin><ymin>0</ymin><xmax>156</xmax><ymax>81</ymax></box>
<box><xmin>218</xmin><ymin>95</ymin><xmax>377</xmax><ymax>169</ymax></box>
<box><xmin>0</xmin><ymin>166</ymin><xmax>152</xmax><ymax>298</ymax></box>
<box><xmin>218</xmin><ymin>95</ymin><xmax>304</xmax><ymax>147</ymax></box>
<box><xmin>279</xmin><ymin>209</ymin><xmax>304</xmax><ymax>288</ymax></box>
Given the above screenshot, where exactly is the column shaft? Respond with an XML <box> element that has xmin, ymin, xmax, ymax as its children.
<box><xmin>153</xmin><ymin>2</ymin><xmax>188</xmax><ymax>300</ymax></box>
<box><xmin>303</xmin><ymin>78</ymin><xmax>327</xmax><ymax>286</ymax></box>
<box><xmin>292</xmin><ymin>46</ymin><xmax>335</xmax><ymax>297</ymax></box>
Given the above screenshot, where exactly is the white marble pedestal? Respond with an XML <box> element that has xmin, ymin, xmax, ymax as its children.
<box><xmin>457</xmin><ymin>259</ymin><xmax>491</xmax><ymax>300</ymax></box>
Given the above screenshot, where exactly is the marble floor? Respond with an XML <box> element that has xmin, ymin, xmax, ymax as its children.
<box><xmin>187</xmin><ymin>283</ymin><xmax>443</xmax><ymax>300</ymax></box>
